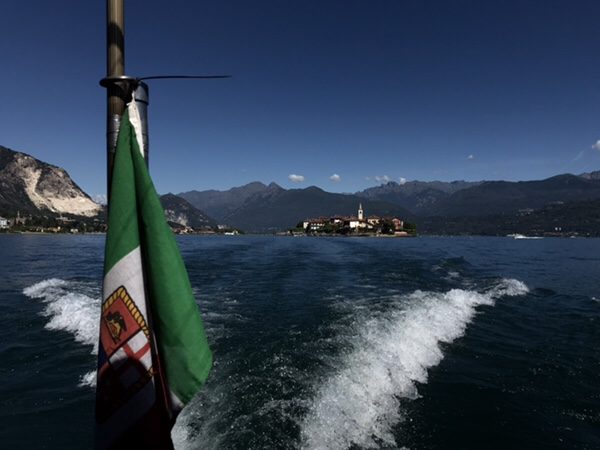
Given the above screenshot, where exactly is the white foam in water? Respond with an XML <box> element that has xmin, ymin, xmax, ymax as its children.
<box><xmin>300</xmin><ymin>278</ymin><xmax>529</xmax><ymax>449</ymax></box>
<box><xmin>23</xmin><ymin>278</ymin><xmax>101</xmax><ymax>353</ymax></box>
<box><xmin>79</xmin><ymin>370</ymin><xmax>97</xmax><ymax>388</ymax></box>
<box><xmin>172</xmin><ymin>421</ymin><xmax>191</xmax><ymax>450</ymax></box>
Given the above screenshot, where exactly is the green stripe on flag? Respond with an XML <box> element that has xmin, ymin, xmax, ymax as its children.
<box><xmin>104</xmin><ymin>114</ymin><xmax>141</xmax><ymax>273</ymax></box>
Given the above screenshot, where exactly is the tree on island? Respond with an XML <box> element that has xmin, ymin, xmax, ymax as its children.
<box><xmin>380</xmin><ymin>221</ymin><xmax>395</xmax><ymax>234</ymax></box>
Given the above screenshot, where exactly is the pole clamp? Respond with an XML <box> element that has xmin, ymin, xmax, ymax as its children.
<box><xmin>99</xmin><ymin>75</ymin><xmax>139</xmax><ymax>102</ymax></box>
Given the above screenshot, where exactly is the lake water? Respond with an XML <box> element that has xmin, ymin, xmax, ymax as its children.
<box><xmin>0</xmin><ymin>234</ymin><xmax>598</xmax><ymax>449</ymax></box>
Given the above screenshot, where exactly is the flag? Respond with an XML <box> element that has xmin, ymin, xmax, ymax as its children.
<box><xmin>95</xmin><ymin>100</ymin><xmax>212</xmax><ymax>449</ymax></box>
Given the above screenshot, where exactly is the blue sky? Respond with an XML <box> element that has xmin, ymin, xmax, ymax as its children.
<box><xmin>2</xmin><ymin>0</ymin><xmax>600</xmax><ymax>199</ymax></box>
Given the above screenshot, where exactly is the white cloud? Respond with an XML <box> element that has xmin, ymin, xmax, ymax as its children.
<box><xmin>374</xmin><ymin>175</ymin><xmax>390</xmax><ymax>183</ymax></box>
<box><xmin>288</xmin><ymin>174</ymin><xmax>305</xmax><ymax>183</ymax></box>
<box><xmin>592</xmin><ymin>140</ymin><xmax>600</xmax><ymax>151</ymax></box>
<box><xmin>467</xmin><ymin>154</ymin><xmax>474</xmax><ymax>160</ymax></box>
<box><xmin>573</xmin><ymin>150</ymin><xmax>585</xmax><ymax>162</ymax></box>
<box><xmin>329</xmin><ymin>173</ymin><xmax>341</xmax><ymax>182</ymax></box>
<box><xmin>398</xmin><ymin>177</ymin><xmax>407</xmax><ymax>185</ymax></box>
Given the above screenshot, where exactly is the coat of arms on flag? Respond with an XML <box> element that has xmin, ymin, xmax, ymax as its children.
<box><xmin>96</xmin><ymin>286</ymin><xmax>153</xmax><ymax>423</ymax></box>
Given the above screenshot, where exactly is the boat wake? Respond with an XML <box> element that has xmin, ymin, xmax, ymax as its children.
<box><xmin>22</xmin><ymin>275</ymin><xmax>530</xmax><ymax>449</ymax></box>
<box><xmin>23</xmin><ymin>278</ymin><xmax>100</xmax><ymax>387</ymax></box>
<box><xmin>299</xmin><ymin>278</ymin><xmax>529</xmax><ymax>449</ymax></box>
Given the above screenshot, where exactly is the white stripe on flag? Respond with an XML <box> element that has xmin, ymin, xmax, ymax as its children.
<box><xmin>128</xmin><ymin>98</ymin><xmax>145</xmax><ymax>157</ymax></box>
<box><xmin>100</xmin><ymin>246</ymin><xmax>155</xmax><ymax>448</ymax></box>
<box><xmin>103</xmin><ymin>247</ymin><xmax>147</xmax><ymax>314</ymax></box>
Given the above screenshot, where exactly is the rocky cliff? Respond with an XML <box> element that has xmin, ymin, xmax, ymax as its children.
<box><xmin>0</xmin><ymin>145</ymin><xmax>101</xmax><ymax>217</ymax></box>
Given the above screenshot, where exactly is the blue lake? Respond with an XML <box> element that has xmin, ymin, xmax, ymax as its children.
<box><xmin>0</xmin><ymin>234</ymin><xmax>598</xmax><ymax>449</ymax></box>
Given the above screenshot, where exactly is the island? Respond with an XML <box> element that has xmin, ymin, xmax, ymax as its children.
<box><xmin>294</xmin><ymin>203</ymin><xmax>416</xmax><ymax>237</ymax></box>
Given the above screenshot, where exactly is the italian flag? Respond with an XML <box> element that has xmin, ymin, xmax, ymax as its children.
<box><xmin>95</xmin><ymin>101</ymin><xmax>212</xmax><ymax>449</ymax></box>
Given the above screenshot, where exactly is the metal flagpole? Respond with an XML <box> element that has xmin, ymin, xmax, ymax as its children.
<box><xmin>102</xmin><ymin>0</ymin><xmax>147</xmax><ymax>202</ymax></box>
<box><xmin>100</xmin><ymin>1</ymin><xmax>229</xmax><ymax>201</ymax></box>
<box><xmin>104</xmin><ymin>0</ymin><xmax>125</xmax><ymax>200</ymax></box>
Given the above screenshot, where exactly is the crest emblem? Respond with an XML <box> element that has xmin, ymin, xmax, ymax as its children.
<box><xmin>96</xmin><ymin>286</ymin><xmax>154</xmax><ymax>422</ymax></box>
<box><xmin>105</xmin><ymin>310</ymin><xmax>127</xmax><ymax>343</ymax></box>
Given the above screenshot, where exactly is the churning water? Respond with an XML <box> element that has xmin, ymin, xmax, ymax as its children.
<box><xmin>1</xmin><ymin>235</ymin><xmax>598</xmax><ymax>449</ymax></box>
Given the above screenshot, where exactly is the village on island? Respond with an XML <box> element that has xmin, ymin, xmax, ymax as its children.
<box><xmin>296</xmin><ymin>203</ymin><xmax>416</xmax><ymax>237</ymax></box>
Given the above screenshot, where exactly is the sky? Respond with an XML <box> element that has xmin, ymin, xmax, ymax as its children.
<box><xmin>3</xmin><ymin>0</ymin><xmax>600</xmax><ymax>199</ymax></box>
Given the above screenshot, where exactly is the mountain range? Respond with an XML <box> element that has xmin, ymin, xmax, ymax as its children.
<box><xmin>179</xmin><ymin>183</ymin><xmax>413</xmax><ymax>232</ymax></box>
<box><xmin>3</xmin><ymin>143</ymin><xmax>600</xmax><ymax>235</ymax></box>
<box><xmin>180</xmin><ymin>172</ymin><xmax>600</xmax><ymax>234</ymax></box>
<box><xmin>357</xmin><ymin>174</ymin><xmax>600</xmax><ymax>217</ymax></box>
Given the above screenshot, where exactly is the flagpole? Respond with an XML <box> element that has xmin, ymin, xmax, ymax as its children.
<box><xmin>101</xmin><ymin>0</ymin><xmax>229</xmax><ymax>202</ymax></box>
<box><xmin>105</xmin><ymin>0</ymin><xmax>127</xmax><ymax>200</ymax></box>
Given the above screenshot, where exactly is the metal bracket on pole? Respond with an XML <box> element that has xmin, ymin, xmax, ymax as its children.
<box><xmin>101</xmin><ymin>70</ymin><xmax>229</xmax><ymax>202</ymax></box>
<box><xmin>100</xmin><ymin>75</ymin><xmax>138</xmax><ymax>100</ymax></box>
<box><xmin>100</xmin><ymin>76</ymin><xmax>150</xmax><ymax>164</ymax></box>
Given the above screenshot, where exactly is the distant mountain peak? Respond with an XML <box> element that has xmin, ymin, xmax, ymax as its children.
<box><xmin>160</xmin><ymin>193</ymin><xmax>216</xmax><ymax>228</ymax></box>
<box><xmin>179</xmin><ymin>181</ymin><xmax>283</xmax><ymax>222</ymax></box>
<box><xmin>579</xmin><ymin>170</ymin><xmax>600</xmax><ymax>180</ymax></box>
<box><xmin>303</xmin><ymin>185</ymin><xmax>325</xmax><ymax>193</ymax></box>
<box><xmin>242</xmin><ymin>181</ymin><xmax>268</xmax><ymax>189</ymax></box>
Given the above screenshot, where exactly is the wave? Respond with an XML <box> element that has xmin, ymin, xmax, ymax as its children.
<box><xmin>300</xmin><ymin>278</ymin><xmax>529</xmax><ymax>449</ymax></box>
<box><xmin>79</xmin><ymin>370</ymin><xmax>97</xmax><ymax>388</ymax></box>
<box><xmin>23</xmin><ymin>278</ymin><xmax>100</xmax><ymax>386</ymax></box>
<box><xmin>22</xmin><ymin>276</ymin><xmax>530</xmax><ymax>447</ymax></box>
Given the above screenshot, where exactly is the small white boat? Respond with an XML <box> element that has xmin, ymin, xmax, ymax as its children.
<box><xmin>511</xmin><ymin>234</ymin><xmax>543</xmax><ymax>240</ymax></box>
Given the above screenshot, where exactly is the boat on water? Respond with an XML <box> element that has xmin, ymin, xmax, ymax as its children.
<box><xmin>507</xmin><ymin>233</ymin><xmax>544</xmax><ymax>240</ymax></box>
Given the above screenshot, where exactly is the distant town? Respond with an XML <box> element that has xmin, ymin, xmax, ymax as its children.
<box><xmin>0</xmin><ymin>212</ymin><xmax>106</xmax><ymax>234</ymax></box>
<box><xmin>0</xmin><ymin>212</ymin><xmax>243</xmax><ymax>236</ymax></box>
<box><xmin>295</xmin><ymin>204</ymin><xmax>416</xmax><ymax>237</ymax></box>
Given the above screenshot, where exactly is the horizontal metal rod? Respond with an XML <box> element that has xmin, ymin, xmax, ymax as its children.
<box><xmin>100</xmin><ymin>74</ymin><xmax>231</xmax><ymax>90</ymax></box>
<box><xmin>138</xmin><ymin>75</ymin><xmax>231</xmax><ymax>81</ymax></box>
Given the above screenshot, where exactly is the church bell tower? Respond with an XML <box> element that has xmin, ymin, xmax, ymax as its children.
<box><xmin>358</xmin><ymin>203</ymin><xmax>364</xmax><ymax>221</ymax></box>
